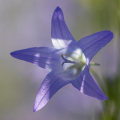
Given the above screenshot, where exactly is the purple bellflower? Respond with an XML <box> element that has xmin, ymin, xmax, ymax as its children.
<box><xmin>11</xmin><ymin>6</ymin><xmax>113</xmax><ymax>112</ymax></box>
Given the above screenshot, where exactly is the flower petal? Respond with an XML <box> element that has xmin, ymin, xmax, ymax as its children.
<box><xmin>10</xmin><ymin>47</ymin><xmax>61</xmax><ymax>70</ymax></box>
<box><xmin>71</xmin><ymin>66</ymin><xmax>108</xmax><ymax>100</ymax></box>
<box><xmin>77</xmin><ymin>30</ymin><xmax>113</xmax><ymax>60</ymax></box>
<box><xmin>33</xmin><ymin>71</ymin><xmax>70</xmax><ymax>112</ymax></box>
<box><xmin>51</xmin><ymin>6</ymin><xmax>76</xmax><ymax>49</ymax></box>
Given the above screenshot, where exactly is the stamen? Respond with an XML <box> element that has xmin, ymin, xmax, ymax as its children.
<box><xmin>90</xmin><ymin>62</ymin><xmax>100</xmax><ymax>66</ymax></box>
<box><xmin>74</xmin><ymin>67</ymin><xmax>79</xmax><ymax>77</ymax></box>
<box><xmin>64</xmin><ymin>65</ymin><xmax>74</xmax><ymax>73</ymax></box>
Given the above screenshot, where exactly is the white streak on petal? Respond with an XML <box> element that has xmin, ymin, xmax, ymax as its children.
<box><xmin>80</xmin><ymin>75</ymin><xmax>85</xmax><ymax>93</ymax></box>
<box><xmin>33</xmin><ymin>53</ymin><xmax>40</xmax><ymax>65</ymax></box>
<box><xmin>52</xmin><ymin>38</ymin><xmax>71</xmax><ymax>49</ymax></box>
<box><xmin>35</xmin><ymin>53</ymin><xmax>40</xmax><ymax>57</ymax></box>
<box><xmin>86</xmin><ymin>58</ymin><xmax>90</xmax><ymax>65</ymax></box>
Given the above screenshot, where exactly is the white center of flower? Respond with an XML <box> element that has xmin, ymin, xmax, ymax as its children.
<box><xmin>61</xmin><ymin>48</ymin><xmax>86</xmax><ymax>77</ymax></box>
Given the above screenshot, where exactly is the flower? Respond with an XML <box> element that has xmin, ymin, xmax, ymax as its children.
<box><xmin>10</xmin><ymin>6</ymin><xmax>114</xmax><ymax>112</ymax></box>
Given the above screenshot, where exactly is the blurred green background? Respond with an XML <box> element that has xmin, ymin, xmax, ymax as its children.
<box><xmin>0</xmin><ymin>0</ymin><xmax>119</xmax><ymax>120</ymax></box>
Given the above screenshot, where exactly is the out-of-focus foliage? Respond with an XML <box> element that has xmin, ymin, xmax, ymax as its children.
<box><xmin>79</xmin><ymin>0</ymin><xmax>120</xmax><ymax>30</ymax></box>
<box><xmin>90</xmin><ymin>69</ymin><xmax>120</xmax><ymax>120</ymax></box>
<box><xmin>100</xmin><ymin>75</ymin><xmax>120</xmax><ymax>120</ymax></box>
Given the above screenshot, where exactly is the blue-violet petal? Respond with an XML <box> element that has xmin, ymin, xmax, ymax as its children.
<box><xmin>51</xmin><ymin>6</ymin><xmax>76</xmax><ymax>49</ymax></box>
<box><xmin>72</xmin><ymin>66</ymin><xmax>108</xmax><ymax>100</ymax></box>
<box><xmin>10</xmin><ymin>47</ymin><xmax>61</xmax><ymax>71</ymax></box>
<box><xmin>77</xmin><ymin>30</ymin><xmax>113</xmax><ymax>60</ymax></box>
<box><xmin>33</xmin><ymin>71</ymin><xmax>70</xmax><ymax>112</ymax></box>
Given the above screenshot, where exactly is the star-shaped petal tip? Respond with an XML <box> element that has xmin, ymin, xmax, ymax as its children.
<box><xmin>53</xmin><ymin>6</ymin><xmax>64</xmax><ymax>20</ymax></box>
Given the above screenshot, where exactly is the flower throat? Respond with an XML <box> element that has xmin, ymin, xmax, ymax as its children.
<box><xmin>61</xmin><ymin>48</ymin><xmax>100</xmax><ymax>77</ymax></box>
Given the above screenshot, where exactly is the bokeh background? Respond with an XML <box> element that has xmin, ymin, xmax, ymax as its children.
<box><xmin>0</xmin><ymin>0</ymin><xmax>120</xmax><ymax>120</ymax></box>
